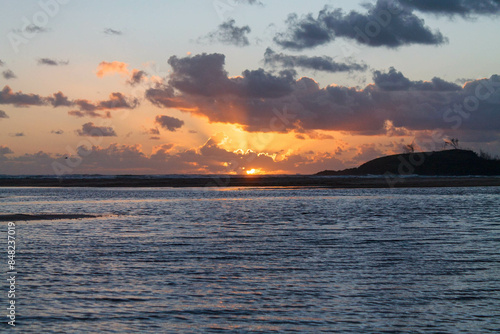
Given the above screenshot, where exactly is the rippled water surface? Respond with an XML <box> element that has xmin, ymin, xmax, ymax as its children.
<box><xmin>1</xmin><ymin>186</ymin><xmax>500</xmax><ymax>333</ymax></box>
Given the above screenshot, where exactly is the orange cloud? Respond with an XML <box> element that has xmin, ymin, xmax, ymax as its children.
<box><xmin>96</xmin><ymin>61</ymin><xmax>130</xmax><ymax>78</ymax></box>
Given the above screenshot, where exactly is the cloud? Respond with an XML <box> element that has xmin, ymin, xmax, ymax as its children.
<box><xmin>274</xmin><ymin>0</ymin><xmax>447</xmax><ymax>49</ymax></box>
<box><xmin>0</xmin><ymin>146</ymin><xmax>13</xmax><ymax>155</ymax></box>
<box><xmin>264</xmin><ymin>48</ymin><xmax>367</xmax><ymax>73</ymax></box>
<box><xmin>373</xmin><ymin>67</ymin><xmax>462</xmax><ymax>91</ymax></box>
<box><xmin>103</xmin><ymin>28</ymin><xmax>123</xmax><ymax>35</ymax></box>
<box><xmin>0</xmin><ymin>85</ymin><xmax>138</xmax><ymax>117</ymax></box>
<box><xmin>203</xmin><ymin>19</ymin><xmax>251</xmax><ymax>46</ymax></box>
<box><xmin>0</xmin><ymin>110</ymin><xmax>8</xmax><ymax>119</ymax></box>
<box><xmin>0</xmin><ymin>86</ymin><xmax>45</xmax><ymax>106</ymax></box>
<box><xmin>76</xmin><ymin>122</ymin><xmax>117</xmax><ymax>137</ymax></box>
<box><xmin>146</xmin><ymin>53</ymin><xmax>500</xmax><ymax>138</ymax></box>
<box><xmin>97</xmin><ymin>92</ymin><xmax>139</xmax><ymax>109</ymax></box>
<box><xmin>68</xmin><ymin>110</ymin><xmax>111</xmax><ymax>118</ymax></box>
<box><xmin>48</xmin><ymin>91</ymin><xmax>73</xmax><ymax>107</ymax></box>
<box><xmin>127</xmin><ymin>69</ymin><xmax>147</xmax><ymax>86</ymax></box>
<box><xmin>24</xmin><ymin>25</ymin><xmax>48</xmax><ymax>33</ymax></box>
<box><xmin>9</xmin><ymin>132</ymin><xmax>25</xmax><ymax>137</ymax></box>
<box><xmin>13</xmin><ymin>25</ymin><xmax>48</xmax><ymax>34</ymax></box>
<box><xmin>96</xmin><ymin>61</ymin><xmax>129</xmax><ymax>77</ymax></box>
<box><xmin>155</xmin><ymin>115</ymin><xmax>184</xmax><ymax>132</ymax></box>
<box><xmin>349</xmin><ymin>144</ymin><xmax>385</xmax><ymax>164</ymax></box>
<box><xmin>51</xmin><ymin>129</ymin><xmax>64</xmax><ymax>135</ymax></box>
<box><xmin>295</xmin><ymin>130</ymin><xmax>335</xmax><ymax>140</ymax></box>
<box><xmin>68</xmin><ymin>93</ymin><xmax>139</xmax><ymax>118</ymax></box>
<box><xmin>0</xmin><ymin>60</ymin><xmax>4</xmax><ymax>66</ymax></box>
<box><xmin>38</xmin><ymin>58</ymin><xmax>69</xmax><ymax>66</ymax></box>
<box><xmin>164</xmin><ymin>53</ymin><xmax>295</xmax><ymax>99</ymax></box>
<box><xmin>0</xmin><ymin>134</ymin><xmax>346</xmax><ymax>175</ymax></box>
<box><xmin>2</xmin><ymin>70</ymin><xmax>17</xmax><ymax>80</ymax></box>
<box><xmin>72</xmin><ymin>99</ymin><xmax>97</xmax><ymax>112</ymax></box>
<box><xmin>397</xmin><ymin>0</ymin><xmax>500</xmax><ymax>16</ymax></box>
<box><xmin>148</xmin><ymin>128</ymin><xmax>160</xmax><ymax>135</ymax></box>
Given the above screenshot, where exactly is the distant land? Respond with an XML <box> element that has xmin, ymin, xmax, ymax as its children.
<box><xmin>316</xmin><ymin>149</ymin><xmax>500</xmax><ymax>176</ymax></box>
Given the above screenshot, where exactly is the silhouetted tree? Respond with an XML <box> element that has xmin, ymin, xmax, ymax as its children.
<box><xmin>403</xmin><ymin>142</ymin><xmax>415</xmax><ymax>153</ymax></box>
<box><xmin>444</xmin><ymin>138</ymin><xmax>459</xmax><ymax>149</ymax></box>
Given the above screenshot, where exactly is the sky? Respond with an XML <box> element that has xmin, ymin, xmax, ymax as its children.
<box><xmin>1</xmin><ymin>0</ymin><xmax>499</xmax><ymax>175</ymax></box>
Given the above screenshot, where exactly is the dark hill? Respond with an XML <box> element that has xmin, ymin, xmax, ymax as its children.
<box><xmin>316</xmin><ymin>149</ymin><xmax>500</xmax><ymax>176</ymax></box>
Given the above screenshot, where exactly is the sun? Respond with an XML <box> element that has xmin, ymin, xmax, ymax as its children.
<box><xmin>246</xmin><ymin>168</ymin><xmax>262</xmax><ymax>175</ymax></box>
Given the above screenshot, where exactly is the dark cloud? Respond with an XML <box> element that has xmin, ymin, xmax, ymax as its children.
<box><xmin>2</xmin><ymin>70</ymin><xmax>17</xmax><ymax>80</ymax></box>
<box><xmin>413</xmin><ymin>77</ymin><xmax>463</xmax><ymax>91</ymax></box>
<box><xmin>51</xmin><ymin>130</ymin><xmax>64</xmax><ymax>135</ymax></box>
<box><xmin>148</xmin><ymin>128</ymin><xmax>160</xmax><ymax>135</ymax></box>
<box><xmin>103</xmin><ymin>28</ymin><xmax>123</xmax><ymax>35</ymax></box>
<box><xmin>76</xmin><ymin>122</ymin><xmax>117</xmax><ymax>137</ymax></box>
<box><xmin>38</xmin><ymin>58</ymin><xmax>69</xmax><ymax>66</ymax></box>
<box><xmin>25</xmin><ymin>24</ymin><xmax>48</xmax><ymax>33</ymax></box>
<box><xmin>0</xmin><ymin>86</ymin><xmax>45</xmax><ymax>106</ymax></box>
<box><xmin>0</xmin><ymin>146</ymin><xmax>13</xmax><ymax>155</ymax></box>
<box><xmin>68</xmin><ymin>93</ymin><xmax>139</xmax><ymax>117</ymax></box>
<box><xmin>68</xmin><ymin>110</ymin><xmax>111</xmax><ymax>118</ymax></box>
<box><xmin>274</xmin><ymin>0</ymin><xmax>447</xmax><ymax>49</ymax></box>
<box><xmin>68</xmin><ymin>110</ymin><xmax>86</xmax><ymax>118</ymax></box>
<box><xmin>98</xmin><ymin>92</ymin><xmax>139</xmax><ymax>109</ymax></box>
<box><xmin>398</xmin><ymin>0</ymin><xmax>500</xmax><ymax>16</ymax></box>
<box><xmin>166</xmin><ymin>53</ymin><xmax>295</xmax><ymax>98</ymax></box>
<box><xmin>274</xmin><ymin>13</ymin><xmax>331</xmax><ymax>50</ymax></box>
<box><xmin>0</xmin><ymin>85</ymin><xmax>138</xmax><ymax>117</ymax></box>
<box><xmin>373</xmin><ymin>67</ymin><xmax>462</xmax><ymax>91</ymax></box>
<box><xmin>204</xmin><ymin>19</ymin><xmax>251</xmax><ymax>46</ymax></box>
<box><xmin>145</xmin><ymin>85</ymin><xmax>177</xmax><ymax>108</ymax></box>
<box><xmin>12</xmin><ymin>25</ymin><xmax>48</xmax><ymax>35</ymax></box>
<box><xmin>167</xmin><ymin>53</ymin><xmax>233</xmax><ymax>96</ymax></box>
<box><xmin>48</xmin><ymin>91</ymin><xmax>73</xmax><ymax>107</ymax></box>
<box><xmin>373</xmin><ymin>67</ymin><xmax>412</xmax><ymax>90</ymax></box>
<box><xmin>155</xmin><ymin>115</ymin><xmax>184</xmax><ymax>132</ymax></box>
<box><xmin>146</xmin><ymin>53</ymin><xmax>500</xmax><ymax>138</ymax></box>
<box><xmin>127</xmin><ymin>70</ymin><xmax>147</xmax><ymax>86</ymax></box>
<box><xmin>264</xmin><ymin>48</ymin><xmax>367</xmax><ymax>73</ymax></box>
<box><xmin>73</xmin><ymin>99</ymin><xmax>97</xmax><ymax>112</ymax></box>
<box><xmin>9</xmin><ymin>132</ymin><xmax>25</xmax><ymax>137</ymax></box>
<box><xmin>0</xmin><ymin>110</ymin><xmax>8</xmax><ymax>119</ymax></box>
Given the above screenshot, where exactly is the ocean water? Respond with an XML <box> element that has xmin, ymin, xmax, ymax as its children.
<box><xmin>1</xmin><ymin>186</ymin><xmax>500</xmax><ymax>333</ymax></box>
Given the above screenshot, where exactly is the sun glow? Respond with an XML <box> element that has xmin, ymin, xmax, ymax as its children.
<box><xmin>246</xmin><ymin>168</ymin><xmax>262</xmax><ymax>175</ymax></box>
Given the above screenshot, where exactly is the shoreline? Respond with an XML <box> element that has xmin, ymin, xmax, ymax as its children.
<box><xmin>1</xmin><ymin>176</ymin><xmax>500</xmax><ymax>188</ymax></box>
